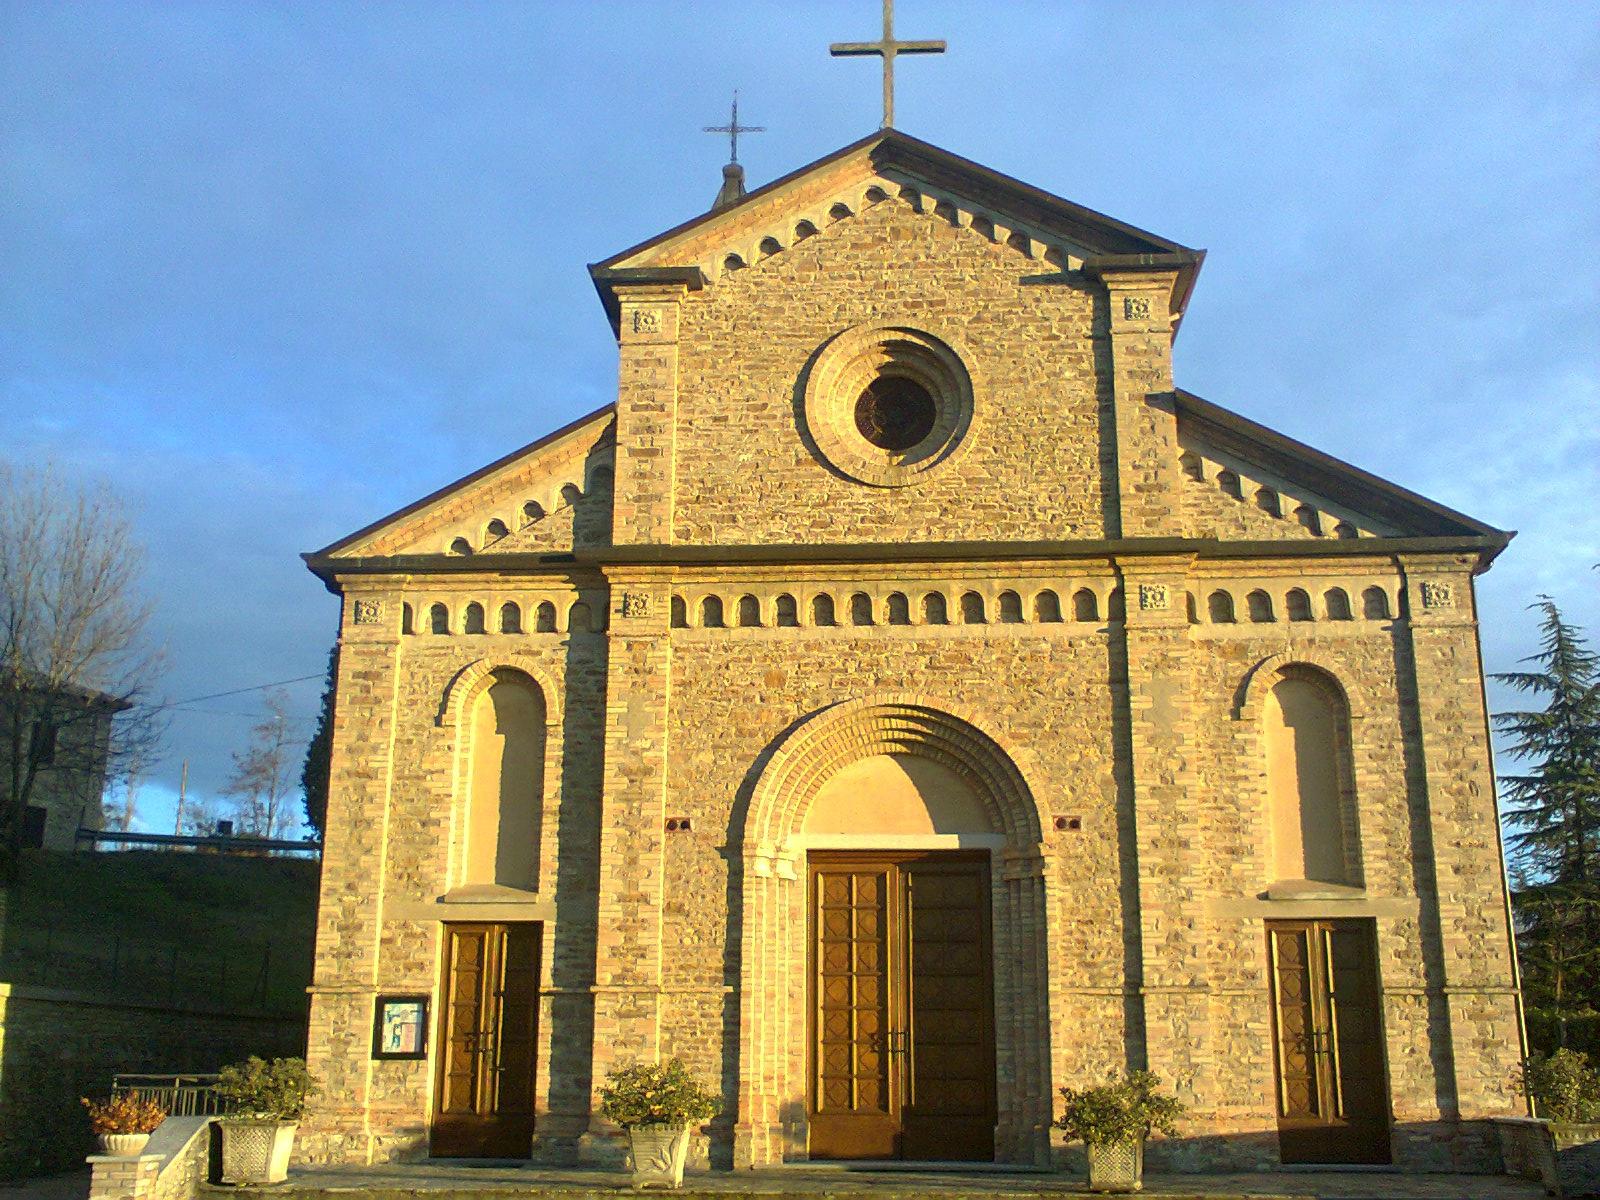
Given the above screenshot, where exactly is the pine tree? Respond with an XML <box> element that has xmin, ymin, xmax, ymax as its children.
<box><xmin>1495</xmin><ymin>597</ymin><xmax>1600</xmax><ymax>1053</ymax></box>
<box><xmin>1494</xmin><ymin>598</ymin><xmax>1600</xmax><ymax>883</ymax></box>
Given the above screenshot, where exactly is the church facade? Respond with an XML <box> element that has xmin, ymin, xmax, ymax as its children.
<box><xmin>300</xmin><ymin>131</ymin><xmax>1526</xmax><ymax>1173</ymax></box>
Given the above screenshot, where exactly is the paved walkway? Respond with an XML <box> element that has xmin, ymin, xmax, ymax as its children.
<box><xmin>0</xmin><ymin>1169</ymin><xmax>90</xmax><ymax>1200</ymax></box>
<box><xmin>211</xmin><ymin>1162</ymin><xmax>1548</xmax><ymax>1199</ymax></box>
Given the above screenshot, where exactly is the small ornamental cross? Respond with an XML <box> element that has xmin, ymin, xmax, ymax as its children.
<box><xmin>830</xmin><ymin>0</ymin><xmax>945</xmax><ymax>128</ymax></box>
<box><xmin>703</xmin><ymin>90</ymin><xmax>765</xmax><ymax>164</ymax></box>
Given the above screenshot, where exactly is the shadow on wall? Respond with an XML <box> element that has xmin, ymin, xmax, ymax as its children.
<box><xmin>535</xmin><ymin>604</ymin><xmax>609</xmax><ymax>1157</ymax></box>
<box><xmin>0</xmin><ymin>851</ymin><xmax>315</xmax><ymax>1179</ymax></box>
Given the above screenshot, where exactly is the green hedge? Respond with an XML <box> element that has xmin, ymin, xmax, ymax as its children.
<box><xmin>1525</xmin><ymin>1008</ymin><xmax>1600</xmax><ymax>1060</ymax></box>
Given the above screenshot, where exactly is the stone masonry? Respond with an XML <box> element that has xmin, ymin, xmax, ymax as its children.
<box><xmin>298</xmin><ymin>130</ymin><xmax>1526</xmax><ymax>1174</ymax></box>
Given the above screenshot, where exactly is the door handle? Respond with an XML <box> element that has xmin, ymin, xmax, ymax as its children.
<box><xmin>885</xmin><ymin>1030</ymin><xmax>909</xmax><ymax>1055</ymax></box>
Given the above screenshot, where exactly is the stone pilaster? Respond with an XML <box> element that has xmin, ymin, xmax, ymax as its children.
<box><xmin>1098</xmin><ymin>267</ymin><xmax>1183</xmax><ymax>539</ymax></box>
<box><xmin>1001</xmin><ymin>846</ymin><xmax>1055</xmax><ymax>1166</ymax></box>
<box><xmin>1398</xmin><ymin>554</ymin><xmax>1527</xmax><ymax>1131</ymax></box>
<box><xmin>610</xmin><ymin>285</ymin><xmax>690</xmax><ymax>546</ymax></box>
<box><xmin>301</xmin><ymin>586</ymin><xmax>404</xmax><ymax>1164</ymax></box>
<box><xmin>1116</xmin><ymin>557</ymin><xmax>1207</xmax><ymax>1106</ymax></box>
<box><xmin>586</xmin><ymin>572</ymin><xmax>675</xmax><ymax>1136</ymax></box>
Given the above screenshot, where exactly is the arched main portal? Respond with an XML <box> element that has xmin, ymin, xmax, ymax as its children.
<box><xmin>732</xmin><ymin>699</ymin><xmax>1054</xmax><ymax>1168</ymax></box>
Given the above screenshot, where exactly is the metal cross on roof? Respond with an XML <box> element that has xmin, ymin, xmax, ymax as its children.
<box><xmin>830</xmin><ymin>0</ymin><xmax>945</xmax><ymax>128</ymax></box>
<box><xmin>703</xmin><ymin>91</ymin><xmax>765</xmax><ymax>164</ymax></box>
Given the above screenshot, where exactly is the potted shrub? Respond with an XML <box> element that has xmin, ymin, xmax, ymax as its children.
<box><xmin>1058</xmin><ymin>1070</ymin><xmax>1185</xmax><ymax>1194</ymax></box>
<box><xmin>598</xmin><ymin>1058</ymin><xmax>720</xmax><ymax>1189</ymax></box>
<box><xmin>215</xmin><ymin>1056</ymin><xmax>318</xmax><ymax>1185</ymax></box>
<box><xmin>81</xmin><ymin>1094</ymin><xmax>166</xmax><ymax>1156</ymax></box>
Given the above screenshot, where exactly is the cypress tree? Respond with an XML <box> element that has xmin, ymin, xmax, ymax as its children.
<box><xmin>300</xmin><ymin>644</ymin><xmax>338</xmax><ymax>839</ymax></box>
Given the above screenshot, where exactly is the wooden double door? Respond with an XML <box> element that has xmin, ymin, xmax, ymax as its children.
<box><xmin>1268</xmin><ymin>919</ymin><xmax>1390</xmax><ymax>1164</ymax></box>
<box><xmin>431</xmin><ymin>923</ymin><xmax>540</xmax><ymax>1158</ymax></box>
<box><xmin>808</xmin><ymin>852</ymin><xmax>996</xmax><ymax>1161</ymax></box>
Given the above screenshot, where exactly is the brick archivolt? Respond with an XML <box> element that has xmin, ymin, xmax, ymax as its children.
<box><xmin>733</xmin><ymin>697</ymin><xmax>1054</xmax><ymax>1168</ymax></box>
<box><xmin>1232</xmin><ymin>649</ymin><xmax>1369</xmax><ymax>724</ymax></box>
<box><xmin>744</xmin><ymin>697</ymin><xmax>1049</xmax><ymax>857</ymax></box>
<box><xmin>435</xmin><ymin>655</ymin><xmax>565</xmax><ymax>729</ymax></box>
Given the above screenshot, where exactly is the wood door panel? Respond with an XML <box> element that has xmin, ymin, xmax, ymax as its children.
<box><xmin>432</xmin><ymin>923</ymin><xmax>540</xmax><ymax>1159</ymax></box>
<box><xmin>492</xmin><ymin>925</ymin><xmax>540</xmax><ymax>1126</ymax></box>
<box><xmin>808</xmin><ymin>853</ymin><xmax>995</xmax><ymax>1163</ymax></box>
<box><xmin>439</xmin><ymin>927</ymin><xmax>488</xmax><ymax>1120</ymax></box>
<box><xmin>1271</xmin><ymin>926</ymin><xmax>1321</xmax><ymax>1122</ymax></box>
<box><xmin>1270</xmin><ymin>919</ymin><xmax>1389</xmax><ymax>1165</ymax></box>
<box><xmin>902</xmin><ymin>859</ymin><xmax>994</xmax><ymax>1162</ymax></box>
<box><xmin>810</xmin><ymin>865</ymin><xmax>897</xmax><ymax>1159</ymax></box>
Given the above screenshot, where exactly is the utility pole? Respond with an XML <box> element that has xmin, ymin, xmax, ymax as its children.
<box><xmin>173</xmin><ymin>759</ymin><xmax>187</xmax><ymax>837</ymax></box>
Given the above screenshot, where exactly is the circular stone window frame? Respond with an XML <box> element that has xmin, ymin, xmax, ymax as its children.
<box><xmin>800</xmin><ymin>323</ymin><xmax>979</xmax><ymax>488</ymax></box>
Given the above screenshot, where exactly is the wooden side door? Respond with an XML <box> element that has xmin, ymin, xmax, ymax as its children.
<box><xmin>808</xmin><ymin>860</ymin><xmax>899</xmax><ymax>1159</ymax></box>
<box><xmin>900</xmin><ymin>857</ymin><xmax>995</xmax><ymax>1161</ymax></box>
<box><xmin>1268</xmin><ymin>919</ymin><xmax>1390</xmax><ymax>1164</ymax></box>
<box><xmin>807</xmin><ymin>853</ymin><xmax>995</xmax><ymax>1162</ymax></box>
<box><xmin>431</xmin><ymin>923</ymin><xmax>540</xmax><ymax>1158</ymax></box>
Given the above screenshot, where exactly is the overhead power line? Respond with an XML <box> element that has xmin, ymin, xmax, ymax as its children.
<box><xmin>154</xmin><ymin>672</ymin><xmax>324</xmax><ymax>710</ymax></box>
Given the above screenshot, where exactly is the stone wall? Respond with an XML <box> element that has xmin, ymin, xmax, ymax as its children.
<box><xmin>87</xmin><ymin>1116</ymin><xmax>213</xmax><ymax>1200</ymax></box>
<box><xmin>668</xmin><ymin>199</ymin><xmax>1109</xmax><ymax>545</ymax></box>
<box><xmin>301</xmin><ymin>550</ymin><xmax>1525</xmax><ymax>1170</ymax></box>
<box><xmin>0</xmin><ymin>983</ymin><xmax>301</xmax><ymax>1177</ymax></box>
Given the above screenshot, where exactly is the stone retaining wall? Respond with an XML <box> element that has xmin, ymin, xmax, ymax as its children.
<box><xmin>0</xmin><ymin>982</ymin><xmax>302</xmax><ymax>1177</ymax></box>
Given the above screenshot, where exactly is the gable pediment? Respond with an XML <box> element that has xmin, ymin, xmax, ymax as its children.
<box><xmin>1175</xmin><ymin>390</ymin><xmax>1506</xmax><ymax>544</ymax></box>
<box><xmin>309</xmin><ymin>404</ymin><xmax>616</xmax><ymax>562</ymax></box>
<box><xmin>592</xmin><ymin>130</ymin><xmax>1204</xmax><ymax>335</ymax></box>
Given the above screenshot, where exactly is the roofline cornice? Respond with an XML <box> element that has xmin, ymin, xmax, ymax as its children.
<box><xmin>589</xmin><ymin>130</ymin><xmax>1202</xmax><ymax>329</ymax></box>
<box><xmin>588</xmin><ymin>266</ymin><xmax>707</xmax><ymax>339</ymax></box>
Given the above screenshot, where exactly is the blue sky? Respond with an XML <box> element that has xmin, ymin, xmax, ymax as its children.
<box><xmin>3</xmin><ymin>1</ymin><xmax>1596</xmax><ymax>836</ymax></box>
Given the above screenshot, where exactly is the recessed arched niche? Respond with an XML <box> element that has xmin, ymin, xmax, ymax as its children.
<box><xmin>464</xmin><ymin>670</ymin><xmax>546</xmax><ymax>892</ymax></box>
<box><xmin>803</xmin><ymin>754</ymin><xmax>994</xmax><ymax>837</ymax></box>
<box><xmin>1263</xmin><ymin>666</ymin><xmax>1360</xmax><ymax>891</ymax></box>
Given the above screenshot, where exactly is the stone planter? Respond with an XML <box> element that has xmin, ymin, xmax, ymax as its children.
<box><xmin>1086</xmin><ymin>1137</ymin><xmax>1144</xmax><ymax>1193</ymax></box>
<box><xmin>96</xmin><ymin>1132</ymin><xmax>151</xmax><ymax>1157</ymax></box>
<box><xmin>218</xmin><ymin>1119</ymin><xmax>297</xmax><ymax>1185</ymax></box>
<box><xmin>625</xmin><ymin>1123</ymin><xmax>691</xmax><ymax>1190</ymax></box>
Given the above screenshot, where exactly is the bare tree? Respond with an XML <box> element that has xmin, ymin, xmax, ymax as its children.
<box><xmin>221</xmin><ymin>688</ymin><xmax>302</xmax><ymax>840</ymax></box>
<box><xmin>0</xmin><ymin>464</ymin><xmax>164</xmax><ymax>876</ymax></box>
<box><xmin>104</xmin><ymin>748</ymin><xmax>147</xmax><ymax>832</ymax></box>
<box><xmin>180</xmin><ymin>793</ymin><xmax>225</xmax><ymax>838</ymax></box>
